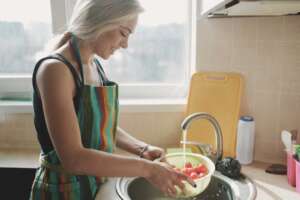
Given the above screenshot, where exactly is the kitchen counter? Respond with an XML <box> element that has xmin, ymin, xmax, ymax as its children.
<box><xmin>0</xmin><ymin>148</ymin><xmax>40</xmax><ymax>168</ymax></box>
<box><xmin>1</xmin><ymin>148</ymin><xmax>299</xmax><ymax>199</ymax></box>
<box><xmin>241</xmin><ymin>162</ymin><xmax>300</xmax><ymax>200</ymax></box>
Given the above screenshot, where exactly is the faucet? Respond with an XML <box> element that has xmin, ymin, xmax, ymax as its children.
<box><xmin>181</xmin><ymin>112</ymin><xmax>223</xmax><ymax>164</ymax></box>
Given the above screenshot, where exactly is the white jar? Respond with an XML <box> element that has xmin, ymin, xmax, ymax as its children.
<box><xmin>236</xmin><ymin>116</ymin><xmax>255</xmax><ymax>165</ymax></box>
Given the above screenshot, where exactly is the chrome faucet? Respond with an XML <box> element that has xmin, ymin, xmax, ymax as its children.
<box><xmin>181</xmin><ymin>112</ymin><xmax>223</xmax><ymax>164</ymax></box>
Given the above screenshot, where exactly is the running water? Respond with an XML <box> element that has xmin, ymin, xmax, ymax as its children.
<box><xmin>182</xmin><ymin>129</ymin><xmax>187</xmax><ymax>166</ymax></box>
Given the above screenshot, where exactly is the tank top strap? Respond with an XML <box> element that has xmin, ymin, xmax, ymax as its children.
<box><xmin>32</xmin><ymin>54</ymin><xmax>83</xmax><ymax>97</ymax></box>
<box><xmin>53</xmin><ymin>53</ymin><xmax>83</xmax><ymax>87</ymax></box>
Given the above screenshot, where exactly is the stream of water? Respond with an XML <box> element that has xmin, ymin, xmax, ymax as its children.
<box><xmin>182</xmin><ymin>129</ymin><xmax>187</xmax><ymax>166</ymax></box>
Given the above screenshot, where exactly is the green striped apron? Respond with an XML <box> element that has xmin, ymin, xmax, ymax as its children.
<box><xmin>30</xmin><ymin>35</ymin><xmax>119</xmax><ymax>200</ymax></box>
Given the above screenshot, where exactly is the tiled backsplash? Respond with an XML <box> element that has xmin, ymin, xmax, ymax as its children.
<box><xmin>197</xmin><ymin>15</ymin><xmax>300</xmax><ymax>164</ymax></box>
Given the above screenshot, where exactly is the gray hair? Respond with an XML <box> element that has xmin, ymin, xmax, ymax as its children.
<box><xmin>69</xmin><ymin>0</ymin><xmax>144</xmax><ymax>40</ymax></box>
<box><xmin>41</xmin><ymin>0</ymin><xmax>144</xmax><ymax>54</ymax></box>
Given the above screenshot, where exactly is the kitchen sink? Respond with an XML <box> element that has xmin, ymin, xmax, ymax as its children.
<box><xmin>115</xmin><ymin>171</ymin><xmax>256</xmax><ymax>200</ymax></box>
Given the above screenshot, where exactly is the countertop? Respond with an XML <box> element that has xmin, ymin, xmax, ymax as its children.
<box><xmin>241</xmin><ymin>162</ymin><xmax>300</xmax><ymax>200</ymax></box>
<box><xmin>1</xmin><ymin>148</ymin><xmax>300</xmax><ymax>199</ymax></box>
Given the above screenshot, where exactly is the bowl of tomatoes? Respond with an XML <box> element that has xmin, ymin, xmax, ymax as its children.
<box><xmin>165</xmin><ymin>152</ymin><xmax>215</xmax><ymax>198</ymax></box>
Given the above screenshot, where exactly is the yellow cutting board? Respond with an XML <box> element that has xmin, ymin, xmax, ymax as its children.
<box><xmin>185</xmin><ymin>71</ymin><xmax>244</xmax><ymax>158</ymax></box>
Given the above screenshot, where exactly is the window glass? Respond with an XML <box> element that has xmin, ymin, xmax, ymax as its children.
<box><xmin>103</xmin><ymin>0</ymin><xmax>188</xmax><ymax>84</ymax></box>
<box><xmin>0</xmin><ymin>1</ymin><xmax>52</xmax><ymax>74</ymax></box>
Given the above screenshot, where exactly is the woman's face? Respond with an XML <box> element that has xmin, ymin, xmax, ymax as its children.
<box><xmin>93</xmin><ymin>17</ymin><xmax>138</xmax><ymax>59</ymax></box>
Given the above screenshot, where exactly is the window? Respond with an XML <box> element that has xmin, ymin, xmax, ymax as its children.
<box><xmin>104</xmin><ymin>0</ymin><xmax>190</xmax><ymax>98</ymax></box>
<box><xmin>0</xmin><ymin>0</ymin><xmax>195</xmax><ymax>102</ymax></box>
<box><xmin>0</xmin><ymin>0</ymin><xmax>52</xmax><ymax>74</ymax></box>
<box><xmin>102</xmin><ymin>0</ymin><xmax>193</xmax><ymax>99</ymax></box>
<box><xmin>0</xmin><ymin>0</ymin><xmax>52</xmax><ymax>98</ymax></box>
<box><xmin>57</xmin><ymin>0</ymin><xmax>194</xmax><ymax>100</ymax></box>
<box><xmin>105</xmin><ymin>0</ymin><xmax>188</xmax><ymax>84</ymax></box>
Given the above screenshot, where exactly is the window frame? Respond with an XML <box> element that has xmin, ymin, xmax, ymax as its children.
<box><xmin>0</xmin><ymin>0</ymin><xmax>197</xmax><ymax>103</ymax></box>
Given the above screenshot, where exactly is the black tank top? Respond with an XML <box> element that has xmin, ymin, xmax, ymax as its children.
<box><xmin>32</xmin><ymin>35</ymin><xmax>109</xmax><ymax>155</ymax></box>
<box><xmin>32</xmin><ymin>53</ymin><xmax>83</xmax><ymax>154</ymax></box>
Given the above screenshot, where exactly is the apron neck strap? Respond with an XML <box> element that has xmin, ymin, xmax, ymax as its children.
<box><xmin>69</xmin><ymin>34</ymin><xmax>85</xmax><ymax>84</ymax></box>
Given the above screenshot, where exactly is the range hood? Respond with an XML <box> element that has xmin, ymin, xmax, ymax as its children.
<box><xmin>201</xmin><ymin>0</ymin><xmax>300</xmax><ymax>17</ymax></box>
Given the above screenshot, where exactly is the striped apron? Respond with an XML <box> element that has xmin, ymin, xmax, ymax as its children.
<box><xmin>30</xmin><ymin>35</ymin><xmax>119</xmax><ymax>200</ymax></box>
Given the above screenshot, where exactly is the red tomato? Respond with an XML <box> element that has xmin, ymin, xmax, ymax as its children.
<box><xmin>185</xmin><ymin>162</ymin><xmax>193</xmax><ymax>168</ymax></box>
<box><xmin>177</xmin><ymin>162</ymin><xmax>208</xmax><ymax>180</ymax></box>
<box><xmin>182</xmin><ymin>167</ymin><xmax>194</xmax><ymax>175</ymax></box>
<box><xmin>196</xmin><ymin>165</ymin><xmax>207</xmax><ymax>174</ymax></box>
<box><xmin>190</xmin><ymin>172</ymin><xmax>198</xmax><ymax>179</ymax></box>
<box><xmin>198</xmin><ymin>172</ymin><xmax>205</xmax><ymax>178</ymax></box>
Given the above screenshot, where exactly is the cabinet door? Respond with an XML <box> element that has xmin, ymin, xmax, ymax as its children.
<box><xmin>0</xmin><ymin>168</ymin><xmax>36</xmax><ymax>199</ymax></box>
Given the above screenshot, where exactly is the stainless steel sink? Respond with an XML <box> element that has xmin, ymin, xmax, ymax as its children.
<box><xmin>115</xmin><ymin>171</ymin><xmax>256</xmax><ymax>200</ymax></box>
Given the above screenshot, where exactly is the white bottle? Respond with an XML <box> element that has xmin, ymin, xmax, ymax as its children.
<box><xmin>236</xmin><ymin>116</ymin><xmax>255</xmax><ymax>165</ymax></box>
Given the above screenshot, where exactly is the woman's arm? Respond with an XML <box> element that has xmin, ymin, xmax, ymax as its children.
<box><xmin>116</xmin><ymin>127</ymin><xmax>166</xmax><ymax>160</ymax></box>
<box><xmin>116</xmin><ymin>127</ymin><xmax>148</xmax><ymax>156</ymax></box>
<box><xmin>36</xmin><ymin>61</ymin><xmax>195</xmax><ymax>196</ymax></box>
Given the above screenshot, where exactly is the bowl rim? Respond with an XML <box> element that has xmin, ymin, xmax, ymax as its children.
<box><xmin>165</xmin><ymin>152</ymin><xmax>216</xmax><ymax>177</ymax></box>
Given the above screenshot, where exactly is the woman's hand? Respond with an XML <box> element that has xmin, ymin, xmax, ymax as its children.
<box><xmin>143</xmin><ymin>161</ymin><xmax>196</xmax><ymax>197</ymax></box>
<box><xmin>141</xmin><ymin>145</ymin><xmax>166</xmax><ymax>161</ymax></box>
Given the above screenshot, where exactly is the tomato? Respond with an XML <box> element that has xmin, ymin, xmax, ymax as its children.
<box><xmin>198</xmin><ymin>172</ymin><xmax>205</xmax><ymax>178</ymax></box>
<box><xmin>196</xmin><ymin>164</ymin><xmax>207</xmax><ymax>174</ymax></box>
<box><xmin>182</xmin><ymin>167</ymin><xmax>194</xmax><ymax>175</ymax></box>
<box><xmin>190</xmin><ymin>172</ymin><xmax>198</xmax><ymax>179</ymax></box>
<box><xmin>184</xmin><ymin>162</ymin><xmax>193</xmax><ymax>168</ymax></box>
<box><xmin>173</xmin><ymin>162</ymin><xmax>208</xmax><ymax>180</ymax></box>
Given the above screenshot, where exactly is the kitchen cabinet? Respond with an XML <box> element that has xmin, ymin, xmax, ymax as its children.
<box><xmin>200</xmin><ymin>0</ymin><xmax>300</xmax><ymax>17</ymax></box>
<box><xmin>0</xmin><ymin>167</ymin><xmax>36</xmax><ymax>199</ymax></box>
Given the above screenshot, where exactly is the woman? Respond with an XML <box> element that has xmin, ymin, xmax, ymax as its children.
<box><xmin>30</xmin><ymin>0</ymin><xmax>195</xmax><ymax>199</ymax></box>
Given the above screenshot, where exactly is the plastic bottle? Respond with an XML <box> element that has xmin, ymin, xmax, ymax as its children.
<box><xmin>236</xmin><ymin>116</ymin><xmax>255</xmax><ymax>165</ymax></box>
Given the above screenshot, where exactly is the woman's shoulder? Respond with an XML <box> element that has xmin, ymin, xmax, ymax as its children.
<box><xmin>35</xmin><ymin>57</ymin><xmax>77</xmax><ymax>91</ymax></box>
<box><xmin>37</xmin><ymin>58</ymin><xmax>70</xmax><ymax>79</ymax></box>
